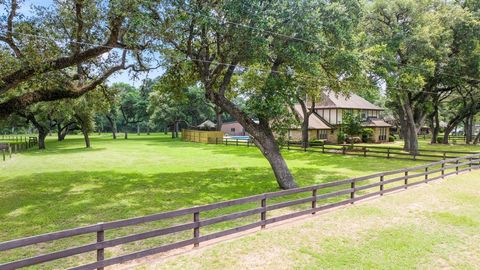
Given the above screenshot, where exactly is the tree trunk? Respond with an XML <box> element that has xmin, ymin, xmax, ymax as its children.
<box><xmin>26</xmin><ymin>114</ymin><xmax>48</xmax><ymax>150</ymax></box>
<box><xmin>124</xmin><ymin>129</ymin><xmax>128</xmax><ymax>139</ymax></box>
<box><xmin>429</xmin><ymin>104</ymin><xmax>440</xmax><ymax>144</ymax></box>
<box><xmin>82</xmin><ymin>126</ymin><xmax>90</xmax><ymax>148</ymax></box>
<box><xmin>301</xmin><ymin>119</ymin><xmax>309</xmax><ymax>147</ymax></box>
<box><xmin>57</xmin><ymin>124</ymin><xmax>64</xmax><ymax>141</ymax></box>
<box><xmin>465</xmin><ymin>114</ymin><xmax>474</xmax><ymax>144</ymax></box>
<box><xmin>137</xmin><ymin>123</ymin><xmax>140</xmax><ymax>135</ymax></box>
<box><xmin>474</xmin><ymin>131</ymin><xmax>480</xmax><ymax>145</ymax></box>
<box><xmin>38</xmin><ymin>130</ymin><xmax>47</xmax><ymax>150</ymax></box>
<box><xmin>296</xmin><ymin>96</ymin><xmax>315</xmax><ymax>148</ymax></box>
<box><xmin>215</xmin><ymin>108</ymin><xmax>223</xmax><ymax>131</ymax></box>
<box><xmin>175</xmin><ymin>121</ymin><xmax>179</xmax><ymax>138</ymax></box>
<box><xmin>106</xmin><ymin>114</ymin><xmax>117</xmax><ymax>139</ymax></box>
<box><xmin>401</xmin><ymin>98</ymin><xmax>419</xmax><ymax>154</ymax></box>
<box><xmin>208</xmin><ymin>90</ymin><xmax>298</xmax><ymax>189</ymax></box>
<box><xmin>442</xmin><ymin>126</ymin><xmax>454</xmax><ymax>144</ymax></box>
<box><xmin>398</xmin><ymin>107</ymin><xmax>409</xmax><ymax>151</ymax></box>
<box><xmin>443</xmin><ymin>114</ymin><xmax>465</xmax><ymax>144</ymax></box>
<box><xmin>57</xmin><ymin>122</ymin><xmax>74</xmax><ymax>141</ymax></box>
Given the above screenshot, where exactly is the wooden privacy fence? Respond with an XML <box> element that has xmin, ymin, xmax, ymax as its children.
<box><xmin>1</xmin><ymin>153</ymin><xmax>480</xmax><ymax>270</ymax></box>
<box><xmin>182</xmin><ymin>129</ymin><xmax>224</xmax><ymax>143</ymax></box>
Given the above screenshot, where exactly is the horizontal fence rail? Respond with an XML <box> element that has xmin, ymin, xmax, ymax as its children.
<box><xmin>1</xmin><ymin>153</ymin><xmax>480</xmax><ymax>269</ymax></box>
<box><xmin>215</xmin><ymin>138</ymin><xmax>478</xmax><ymax>162</ymax></box>
<box><xmin>285</xmin><ymin>141</ymin><xmax>477</xmax><ymax>162</ymax></box>
<box><xmin>0</xmin><ymin>137</ymin><xmax>37</xmax><ymax>161</ymax></box>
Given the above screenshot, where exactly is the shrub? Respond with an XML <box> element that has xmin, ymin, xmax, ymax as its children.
<box><xmin>389</xmin><ymin>135</ymin><xmax>395</xmax><ymax>142</ymax></box>
<box><xmin>337</xmin><ymin>131</ymin><xmax>346</xmax><ymax>144</ymax></box>
<box><xmin>436</xmin><ymin>137</ymin><xmax>443</xmax><ymax>144</ymax></box>
<box><xmin>346</xmin><ymin>136</ymin><xmax>362</xmax><ymax>144</ymax></box>
<box><xmin>310</xmin><ymin>139</ymin><xmax>325</xmax><ymax>146</ymax></box>
<box><xmin>361</xmin><ymin>128</ymin><xmax>374</xmax><ymax>143</ymax></box>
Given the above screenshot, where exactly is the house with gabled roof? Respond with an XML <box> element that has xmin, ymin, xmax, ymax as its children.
<box><xmin>288</xmin><ymin>91</ymin><xmax>391</xmax><ymax>143</ymax></box>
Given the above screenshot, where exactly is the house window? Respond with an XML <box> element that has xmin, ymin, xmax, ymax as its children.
<box><xmin>231</xmin><ymin>128</ymin><xmax>235</xmax><ymax>132</ymax></box>
<box><xmin>317</xmin><ymin>130</ymin><xmax>328</xmax><ymax>140</ymax></box>
<box><xmin>361</xmin><ymin>111</ymin><xmax>367</xmax><ymax>120</ymax></box>
<box><xmin>379</xmin><ymin>128</ymin><xmax>387</xmax><ymax>141</ymax></box>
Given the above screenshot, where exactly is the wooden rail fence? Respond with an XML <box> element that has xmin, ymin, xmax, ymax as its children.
<box><xmin>0</xmin><ymin>137</ymin><xmax>37</xmax><ymax>161</ymax></box>
<box><xmin>1</xmin><ymin>153</ymin><xmax>479</xmax><ymax>269</ymax></box>
<box><xmin>286</xmin><ymin>141</ymin><xmax>477</xmax><ymax>162</ymax></box>
<box><xmin>216</xmin><ymin>138</ymin><xmax>478</xmax><ymax>162</ymax></box>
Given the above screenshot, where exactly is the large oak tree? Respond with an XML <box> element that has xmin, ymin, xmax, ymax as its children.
<box><xmin>151</xmin><ymin>0</ymin><xmax>363</xmax><ymax>189</ymax></box>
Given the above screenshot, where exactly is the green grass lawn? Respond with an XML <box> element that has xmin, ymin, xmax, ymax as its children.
<box><xmin>358</xmin><ymin>137</ymin><xmax>480</xmax><ymax>153</ymax></box>
<box><xmin>138</xmin><ymin>170</ymin><xmax>480</xmax><ymax>270</ymax></box>
<box><xmin>0</xmin><ymin>133</ymin><xmax>476</xmax><ymax>269</ymax></box>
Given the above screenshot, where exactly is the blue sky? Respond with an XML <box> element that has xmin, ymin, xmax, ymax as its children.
<box><xmin>16</xmin><ymin>0</ymin><xmax>164</xmax><ymax>86</ymax></box>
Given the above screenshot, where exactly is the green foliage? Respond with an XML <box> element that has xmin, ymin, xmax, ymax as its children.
<box><xmin>342</xmin><ymin>111</ymin><xmax>364</xmax><ymax>136</ymax></box>
<box><xmin>337</xmin><ymin>131</ymin><xmax>347</xmax><ymax>144</ymax></box>
<box><xmin>389</xmin><ymin>135</ymin><xmax>396</xmax><ymax>142</ymax></box>
<box><xmin>362</xmin><ymin>128</ymin><xmax>374</xmax><ymax>143</ymax></box>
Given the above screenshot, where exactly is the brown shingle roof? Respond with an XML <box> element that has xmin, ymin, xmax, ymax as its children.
<box><xmin>315</xmin><ymin>91</ymin><xmax>383</xmax><ymax>110</ymax></box>
<box><xmin>293</xmin><ymin>105</ymin><xmax>334</xmax><ymax>130</ymax></box>
<box><xmin>363</xmin><ymin>118</ymin><xmax>392</xmax><ymax>127</ymax></box>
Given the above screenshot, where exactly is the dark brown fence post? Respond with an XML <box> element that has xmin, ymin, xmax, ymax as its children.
<box><xmin>387</xmin><ymin>148</ymin><xmax>390</xmax><ymax>159</ymax></box>
<box><xmin>236</xmin><ymin>139</ymin><xmax>239</xmax><ymax>146</ymax></box>
<box><xmin>342</xmin><ymin>146</ymin><xmax>346</xmax><ymax>155</ymax></box>
<box><xmin>322</xmin><ymin>144</ymin><xmax>325</xmax><ymax>153</ymax></box>
<box><xmin>312</xmin><ymin>189</ymin><xmax>317</xmax><ymax>214</ymax></box>
<box><xmin>441</xmin><ymin>161</ymin><xmax>445</xmax><ymax>178</ymax></box>
<box><xmin>469</xmin><ymin>157</ymin><xmax>472</xmax><ymax>171</ymax></box>
<box><xmin>2</xmin><ymin>149</ymin><xmax>5</xmax><ymax>161</ymax></box>
<box><xmin>425</xmin><ymin>167</ymin><xmax>428</xmax><ymax>182</ymax></box>
<box><xmin>380</xmin><ymin>174</ymin><xmax>384</xmax><ymax>196</ymax></box>
<box><xmin>443</xmin><ymin>152</ymin><xmax>446</xmax><ymax>160</ymax></box>
<box><xmin>456</xmin><ymin>160</ymin><xmax>459</xmax><ymax>175</ymax></box>
<box><xmin>96</xmin><ymin>223</ymin><xmax>105</xmax><ymax>270</ymax></box>
<box><xmin>261</xmin><ymin>196</ymin><xmax>267</xmax><ymax>229</ymax></box>
<box><xmin>363</xmin><ymin>147</ymin><xmax>367</xmax><ymax>157</ymax></box>
<box><xmin>404</xmin><ymin>171</ymin><xmax>408</xmax><ymax>189</ymax></box>
<box><xmin>287</xmin><ymin>141</ymin><xmax>290</xmax><ymax>150</ymax></box>
<box><xmin>247</xmin><ymin>140</ymin><xmax>250</xmax><ymax>147</ymax></box>
<box><xmin>350</xmin><ymin>180</ymin><xmax>355</xmax><ymax>204</ymax></box>
<box><xmin>193</xmin><ymin>212</ymin><xmax>200</xmax><ymax>247</ymax></box>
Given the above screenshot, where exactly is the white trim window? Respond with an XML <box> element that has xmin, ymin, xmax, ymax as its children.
<box><xmin>379</xmin><ymin>128</ymin><xmax>387</xmax><ymax>141</ymax></box>
<box><xmin>317</xmin><ymin>130</ymin><xmax>328</xmax><ymax>140</ymax></box>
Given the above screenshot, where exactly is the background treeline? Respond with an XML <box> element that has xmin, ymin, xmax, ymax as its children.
<box><xmin>0</xmin><ymin>0</ymin><xmax>478</xmax><ymax>189</ymax></box>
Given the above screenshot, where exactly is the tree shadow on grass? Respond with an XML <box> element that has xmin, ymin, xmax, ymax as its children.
<box><xmin>0</xmin><ymin>167</ymin><xmax>346</xmax><ymax>240</ymax></box>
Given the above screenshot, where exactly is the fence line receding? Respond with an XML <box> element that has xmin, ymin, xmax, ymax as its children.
<box><xmin>1</xmin><ymin>153</ymin><xmax>479</xmax><ymax>270</ymax></box>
